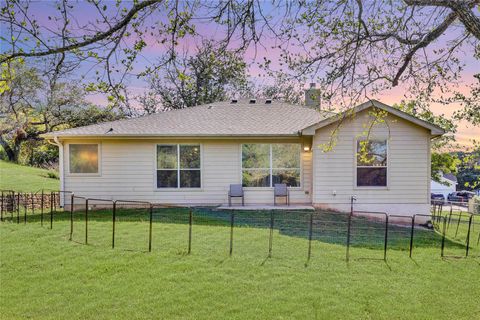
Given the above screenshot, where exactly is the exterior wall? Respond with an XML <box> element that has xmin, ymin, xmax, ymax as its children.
<box><xmin>312</xmin><ymin>109</ymin><xmax>431</xmax><ymax>216</ymax></box>
<box><xmin>60</xmin><ymin>138</ymin><xmax>312</xmax><ymax>206</ymax></box>
<box><xmin>431</xmin><ymin>177</ymin><xmax>456</xmax><ymax>199</ymax></box>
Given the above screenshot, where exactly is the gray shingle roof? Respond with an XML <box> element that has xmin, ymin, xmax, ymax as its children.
<box><xmin>443</xmin><ymin>173</ymin><xmax>458</xmax><ymax>182</ymax></box>
<box><xmin>46</xmin><ymin>100</ymin><xmax>331</xmax><ymax>138</ymax></box>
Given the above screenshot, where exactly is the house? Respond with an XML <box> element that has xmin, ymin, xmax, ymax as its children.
<box><xmin>44</xmin><ymin>92</ymin><xmax>445</xmax><ymax>217</ymax></box>
<box><xmin>431</xmin><ymin>173</ymin><xmax>457</xmax><ymax>199</ymax></box>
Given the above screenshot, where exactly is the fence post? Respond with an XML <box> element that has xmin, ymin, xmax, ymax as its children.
<box><xmin>85</xmin><ymin>199</ymin><xmax>89</xmax><ymax>244</ymax></box>
<box><xmin>229</xmin><ymin>211</ymin><xmax>234</xmax><ymax>256</ymax></box>
<box><xmin>31</xmin><ymin>192</ymin><xmax>34</xmax><ymax>216</ymax></box>
<box><xmin>409</xmin><ymin>215</ymin><xmax>415</xmax><ymax>258</ymax></box>
<box><xmin>69</xmin><ymin>194</ymin><xmax>74</xmax><ymax>241</ymax></box>
<box><xmin>1</xmin><ymin>191</ymin><xmax>3</xmax><ymax>222</ymax></box>
<box><xmin>466</xmin><ymin>214</ymin><xmax>473</xmax><ymax>257</ymax></box>
<box><xmin>441</xmin><ymin>216</ymin><xmax>447</xmax><ymax>258</ymax></box>
<box><xmin>188</xmin><ymin>208</ymin><xmax>192</xmax><ymax>254</ymax></box>
<box><xmin>307</xmin><ymin>213</ymin><xmax>313</xmax><ymax>261</ymax></box>
<box><xmin>384</xmin><ymin>214</ymin><xmax>389</xmax><ymax>261</ymax></box>
<box><xmin>148</xmin><ymin>204</ymin><xmax>153</xmax><ymax>252</ymax></box>
<box><xmin>455</xmin><ymin>211</ymin><xmax>462</xmax><ymax>238</ymax></box>
<box><xmin>24</xmin><ymin>193</ymin><xmax>27</xmax><ymax>224</ymax></box>
<box><xmin>447</xmin><ymin>204</ymin><xmax>453</xmax><ymax>229</ymax></box>
<box><xmin>437</xmin><ymin>204</ymin><xmax>443</xmax><ymax>224</ymax></box>
<box><xmin>11</xmin><ymin>191</ymin><xmax>15</xmax><ymax>222</ymax></box>
<box><xmin>268</xmin><ymin>210</ymin><xmax>274</xmax><ymax>257</ymax></box>
<box><xmin>50</xmin><ymin>192</ymin><xmax>54</xmax><ymax>229</ymax></box>
<box><xmin>346</xmin><ymin>197</ymin><xmax>355</xmax><ymax>262</ymax></box>
<box><xmin>40</xmin><ymin>190</ymin><xmax>44</xmax><ymax>226</ymax></box>
<box><xmin>477</xmin><ymin>225</ymin><xmax>480</xmax><ymax>246</ymax></box>
<box><xmin>112</xmin><ymin>201</ymin><xmax>116</xmax><ymax>249</ymax></box>
<box><xmin>16</xmin><ymin>193</ymin><xmax>20</xmax><ymax>224</ymax></box>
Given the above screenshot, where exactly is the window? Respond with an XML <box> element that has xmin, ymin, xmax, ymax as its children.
<box><xmin>242</xmin><ymin>144</ymin><xmax>301</xmax><ymax>187</ymax></box>
<box><xmin>157</xmin><ymin>145</ymin><xmax>201</xmax><ymax>188</ymax></box>
<box><xmin>69</xmin><ymin>144</ymin><xmax>99</xmax><ymax>174</ymax></box>
<box><xmin>356</xmin><ymin>140</ymin><xmax>387</xmax><ymax>187</ymax></box>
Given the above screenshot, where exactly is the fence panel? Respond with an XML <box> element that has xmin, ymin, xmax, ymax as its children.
<box><xmin>468</xmin><ymin>215</ymin><xmax>480</xmax><ymax>258</ymax></box>
<box><xmin>70</xmin><ymin>196</ymin><xmax>88</xmax><ymax>244</ymax></box>
<box><xmin>113</xmin><ymin>200</ymin><xmax>151</xmax><ymax>252</ymax></box>
<box><xmin>0</xmin><ymin>190</ymin><xmax>16</xmax><ymax>223</ymax></box>
<box><xmin>151</xmin><ymin>205</ymin><xmax>190</xmax><ymax>254</ymax></box>
<box><xmin>191</xmin><ymin>207</ymin><xmax>232</xmax><ymax>257</ymax></box>
<box><xmin>348</xmin><ymin>211</ymin><xmax>389</xmax><ymax>261</ymax></box>
<box><xmin>410</xmin><ymin>214</ymin><xmax>444</xmax><ymax>258</ymax></box>
<box><xmin>309</xmin><ymin>211</ymin><xmax>350</xmax><ymax>261</ymax></box>
<box><xmin>443</xmin><ymin>212</ymin><xmax>467</xmax><ymax>257</ymax></box>
<box><xmin>84</xmin><ymin>198</ymin><xmax>114</xmax><ymax>248</ymax></box>
<box><xmin>228</xmin><ymin>209</ymin><xmax>271</xmax><ymax>260</ymax></box>
<box><xmin>386</xmin><ymin>215</ymin><xmax>415</xmax><ymax>254</ymax></box>
<box><xmin>270</xmin><ymin>210</ymin><xmax>311</xmax><ymax>262</ymax></box>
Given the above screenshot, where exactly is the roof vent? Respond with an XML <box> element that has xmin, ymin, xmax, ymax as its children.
<box><xmin>230</xmin><ymin>99</ymin><xmax>238</xmax><ymax>104</ymax></box>
<box><xmin>265</xmin><ymin>99</ymin><xmax>272</xmax><ymax>104</ymax></box>
<box><xmin>208</xmin><ymin>105</ymin><xmax>214</xmax><ymax>109</ymax></box>
<box><xmin>249</xmin><ymin>99</ymin><xmax>256</xmax><ymax>104</ymax></box>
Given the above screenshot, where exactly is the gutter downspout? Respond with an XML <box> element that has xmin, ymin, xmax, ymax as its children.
<box><xmin>48</xmin><ymin>136</ymin><xmax>65</xmax><ymax>207</ymax></box>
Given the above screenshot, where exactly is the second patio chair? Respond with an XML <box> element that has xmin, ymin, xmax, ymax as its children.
<box><xmin>228</xmin><ymin>184</ymin><xmax>245</xmax><ymax>206</ymax></box>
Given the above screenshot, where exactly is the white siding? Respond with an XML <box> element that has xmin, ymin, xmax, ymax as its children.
<box><xmin>61</xmin><ymin>138</ymin><xmax>312</xmax><ymax>205</ymax></box>
<box><xmin>312</xmin><ymin>109</ymin><xmax>431</xmax><ymax>216</ymax></box>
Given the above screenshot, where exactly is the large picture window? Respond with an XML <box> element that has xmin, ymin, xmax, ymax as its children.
<box><xmin>157</xmin><ymin>145</ymin><xmax>201</xmax><ymax>188</ymax></box>
<box><xmin>69</xmin><ymin>144</ymin><xmax>99</xmax><ymax>174</ymax></box>
<box><xmin>242</xmin><ymin>144</ymin><xmax>301</xmax><ymax>187</ymax></box>
<box><xmin>356</xmin><ymin>140</ymin><xmax>387</xmax><ymax>187</ymax></box>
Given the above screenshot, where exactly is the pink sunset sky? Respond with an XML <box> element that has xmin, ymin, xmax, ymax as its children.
<box><xmin>3</xmin><ymin>1</ymin><xmax>479</xmax><ymax>148</ymax></box>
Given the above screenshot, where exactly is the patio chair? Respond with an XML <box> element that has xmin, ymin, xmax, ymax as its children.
<box><xmin>274</xmin><ymin>183</ymin><xmax>289</xmax><ymax>206</ymax></box>
<box><xmin>228</xmin><ymin>184</ymin><xmax>244</xmax><ymax>206</ymax></box>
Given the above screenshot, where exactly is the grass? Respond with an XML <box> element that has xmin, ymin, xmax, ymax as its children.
<box><xmin>0</xmin><ymin>160</ymin><xmax>59</xmax><ymax>192</ymax></box>
<box><xmin>1</xmin><ymin>207</ymin><xmax>479</xmax><ymax>320</ymax></box>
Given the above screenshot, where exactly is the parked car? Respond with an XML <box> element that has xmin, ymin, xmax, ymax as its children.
<box><xmin>430</xmin><ymin>193</ymin><xmax>445</xmax><ymax>204</ymax></box>
<box><xmin>447</xmin><ymin>191</ymin><xmax>475</xmax><ymax>205</ymax></box>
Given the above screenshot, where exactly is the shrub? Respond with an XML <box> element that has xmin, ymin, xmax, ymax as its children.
<box><xmin>45</xmin><ymin>170</ymin><xmax>59</xmax><ymax>180</ymax></box>
<box><xmin>469</xmin><ymin>196</ymin><xmax>480</xmax><ymax>214</ymax></box>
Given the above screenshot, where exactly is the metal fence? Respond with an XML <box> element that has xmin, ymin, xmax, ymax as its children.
<box><xmin>1</xmin><ymin>191</ymin><xmax>479</xmax><ymax>261</ymax></box>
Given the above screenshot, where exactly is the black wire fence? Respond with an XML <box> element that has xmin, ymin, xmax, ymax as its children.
<box><xmin>1</xmin><ymin>190</ymin><xmax>479</xmax><ymax>261</ymax></box>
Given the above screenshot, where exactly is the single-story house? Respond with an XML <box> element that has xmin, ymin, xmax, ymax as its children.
<box><xmin>44</xmin><ymin>93</ymin><xmax>445</xmax><ymax>217</ymax></box>
<box><xmin>431</xmin><ymin>173</ymin><xmax>457</xmax><ymax>199</ymax></box>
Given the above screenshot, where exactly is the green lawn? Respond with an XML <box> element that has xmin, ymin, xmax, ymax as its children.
<box><xmin>0</xmin><ymin>160</ymin><xmax>59</xmax><ymax>192</ymax></box>
<box><xmin>1</xmin><ymin>207</ymin><xmax>479</xmax><ymax>320</ymax></box>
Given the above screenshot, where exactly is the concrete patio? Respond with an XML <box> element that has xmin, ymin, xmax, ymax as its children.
<box><xmin>217</xmin><ymin>204</ymin><xmax>315</xmax><ymax>211</ymax></box>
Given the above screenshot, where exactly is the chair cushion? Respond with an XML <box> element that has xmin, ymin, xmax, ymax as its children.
<box><xmin>274</xmin><ymin>184</ymin><xmax>288</xmax><ymax>196</ymax></box>
<box><xmin>229</xmin><ymin>184</ymin><xmax>244</xmax><ymax>197</ymax></box>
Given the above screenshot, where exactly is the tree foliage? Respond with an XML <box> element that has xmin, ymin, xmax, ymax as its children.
<box><xmin>137</xmin><ymin>40</ymin><xmax>248</xmax><ymax>113</ymax></box>
<box><xmin>0</xmin><ymin>60</ymin><xmax>121</xmax><ymax>164</ymax></box>
<box><xmin>0</xmin><ymin>0</ymin><xmax>478</xmax><ymax>121</ymax></box>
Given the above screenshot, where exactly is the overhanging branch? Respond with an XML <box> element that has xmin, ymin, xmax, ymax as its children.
<box><xmin>0</xmin><ymin>0</ymin><xmax>161</xmax><ymax>63</ymax></box>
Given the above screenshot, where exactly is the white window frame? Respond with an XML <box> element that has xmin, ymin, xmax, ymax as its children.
<box><xmin>155</xmin><ymin>144</ymin><xmax>202</xmax><ymax>189</ymax></box>
<box><xmin>66</xmin><ymin>142</ymin><xmax>101</xmax><ymax>176</ymax></box>
<box><xmin>354</xmin><ymin>139</ymin><xmax>388</xmax><ymax>188</ymax></box>
<box><xmin>241</xmin><ymin>143</ymin><xmax>302</xmax><ymax>188</ymax></box>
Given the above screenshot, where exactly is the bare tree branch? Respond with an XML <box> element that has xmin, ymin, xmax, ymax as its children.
<box><xmin>0</xmin><ymin>0</ymin><xmax>161</xmax><ymax>63</ymax></box>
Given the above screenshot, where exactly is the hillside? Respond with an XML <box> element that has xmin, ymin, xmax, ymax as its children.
<box><xmin>0</xmin><ymin>160</ymin><xmax>59</xmax><ymax>192</ymax></box>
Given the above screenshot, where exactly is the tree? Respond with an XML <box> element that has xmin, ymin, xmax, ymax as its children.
<box><xmin>1</xmin><ymin>1</ymin><xmax>478</xmax><ymax>119</ymax></box>
<box><xmin>0</xmin><ymin>60</ymin><xmax>121</xmax><ymax>163</ymax></box>
<box><xmin>137</xmin><ymin>40</ymin><xmax>248</xmax><ymax>112</ymax></box>
<box><xmin>456</xmin><ymin>145</ymin><xmax>480</xmax><ymax>190</ymax></box>
<box><xmin>268</xmin><ymin>1</ymin><xmax>480</xmax><ymax>122</ymax></box>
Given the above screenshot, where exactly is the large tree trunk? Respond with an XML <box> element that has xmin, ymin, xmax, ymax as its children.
<box><xmin>0</xmin><ymin>135</ymin><xmax>18</xmax><ymax>162</ymax></box>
